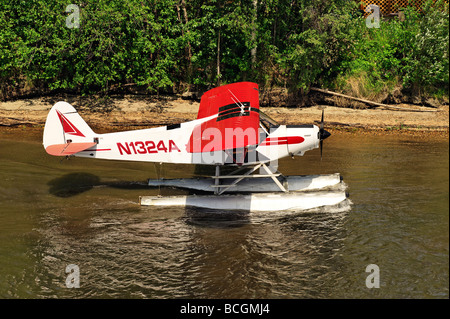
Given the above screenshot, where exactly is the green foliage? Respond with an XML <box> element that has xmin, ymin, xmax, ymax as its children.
<box><xmin>187</xmin><ymin>0</ymin><xmax>256</xmax><ymax>86</ymax></box>
<box><xmin>0</xmin><ymin>0</ymin><xmax>448</xmax><ymax>101</ymax></box>
<box><xmin>273</xmin><ymin>0</ymin><xmax>359</xmax><ymax>90</ymax></box>
<box><xmin>0</xmin><ymin>0</ymin><xmax>183</xmax><ymax>97</ymax></box>
<box><xmin>335</xmin><ymin>16</ymin><xmax>409</xmax><ymax>97</ymax></box>
<box><xmin>335</xmin><ymin>0</ymin><xmax>449</xmax><ymax>99</ymax></box>
<box><xmin>403</xmin><ymin>0</ymin><xmax>449</xmax><ymax>92</ymax></box>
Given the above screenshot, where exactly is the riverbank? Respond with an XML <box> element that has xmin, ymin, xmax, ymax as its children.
<box><xmin>0</xmin><ymin>95</ymin><xmax>448</xmax><ymax>138</ymax></box>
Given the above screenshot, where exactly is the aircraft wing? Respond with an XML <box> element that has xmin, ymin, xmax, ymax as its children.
<box><xmin>186</xmin><ymin>82</ymin><xmax>260</xmax><ymax>153</ymax></box>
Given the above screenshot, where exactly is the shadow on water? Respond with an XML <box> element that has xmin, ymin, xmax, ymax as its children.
<box><xmin>183</xmin><ymin>207</ymin><xmax>251</xmax><ymax>228</ymax></box>
<box><xmin>46</xmin><ymin>169</ymin><xmax>348</xmax><ymax>230</ymax></box>
<box><xmin>47</xmin><ymin>172</ymin><xmax>150</xmax><ymax>197</ymax></box>
<box><xmin>48</xmin><ymin>173</ymin><xmax>100</xmax><ymax>197</ymax></box>
<box><xmin>47</xmin><ymin>172</ymin><xmax>252</xmax><ymax>228</ymax></box>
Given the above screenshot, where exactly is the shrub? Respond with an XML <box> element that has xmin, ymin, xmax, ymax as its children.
<box><xmin>334</xmin><ymin>0</ymin><xmax>449</xmax><ymax>101</ymax></box>
<box><xmin>0</xmin><ymin>0</ymin><xmax>447</xmax><ymax>102</ymax></box>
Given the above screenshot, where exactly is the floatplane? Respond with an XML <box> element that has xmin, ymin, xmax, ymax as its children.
<box><xmin>43</xmin><ymin>82</ymin><xmax>348</xmax><ymax>211</ymax></box>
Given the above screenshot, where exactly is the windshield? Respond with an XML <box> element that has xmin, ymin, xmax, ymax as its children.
<box><xmin>259</xmin><ymin>109</ymin><xmax>279</xmax><ymax>131</ymax></box>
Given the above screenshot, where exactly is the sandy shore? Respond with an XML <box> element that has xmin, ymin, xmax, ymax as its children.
<box><xmin>0</xmin><ymin>95</ymin><xmax>448</xmax><ymax>138</ymax></box>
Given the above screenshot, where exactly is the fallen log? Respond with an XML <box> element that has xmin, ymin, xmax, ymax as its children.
<box><xmin>310</xmin><ymin>87</ymin><xmax>437</xmax><ymax>112</ymax></box>
<box><xmin>0</xmin><ymin>121</ymin><xmax>39</xmax><ymax>127</ymax></box>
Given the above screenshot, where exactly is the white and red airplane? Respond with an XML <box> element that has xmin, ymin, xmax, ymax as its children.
<box><xmin>43</xmin><ymin>82</ymin><xmax>331</xmax><ymax>195</ymax></box>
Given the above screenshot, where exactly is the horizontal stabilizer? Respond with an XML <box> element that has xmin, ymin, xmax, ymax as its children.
<box><xmin>45</xmin><ymin>142</ymin><xmax>97</xmax><ymax>156</ymax></box>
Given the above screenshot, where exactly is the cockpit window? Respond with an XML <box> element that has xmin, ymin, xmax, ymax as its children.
<box><xmin>259</xmin><ymin>109</ymin><xmax>279</xmax><ymax>132</ymax></box>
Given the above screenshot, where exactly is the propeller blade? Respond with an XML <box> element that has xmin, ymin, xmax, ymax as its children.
<box><xmin>320</xmin><ymin>110</ymin><xmax>324</xmax><ymax>131</ymax></box>
<box><xmin>320</xmin><ymin>140</ymin><xmax>323</xmax><ymax>160</ymax></box>
<box><xmin>318</xmin><ymin>110</ymin><xmax>330</xmax><ymax>160</ymax></box>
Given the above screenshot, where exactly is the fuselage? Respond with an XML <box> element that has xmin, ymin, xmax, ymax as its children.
<box><xmin>72</xmin><ymin>115</ymin><xmax>321</xmax><ymax>166</ymax></box>
<box><xmin>43</xmin><ymin>82</ymin><xmax>330</xmax><ymax>166</ymax></box>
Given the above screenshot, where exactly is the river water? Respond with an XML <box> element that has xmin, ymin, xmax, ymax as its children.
<box><xmin>0</xmin><ymin>129</ymin><xmax>448</xmax><ymax>299</ymax></box>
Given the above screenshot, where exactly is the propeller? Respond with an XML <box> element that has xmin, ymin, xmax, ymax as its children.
<box><xmin>318</xmin><ymin>110</ymin><xmax>331</xmax><ymax>160</ymax></box>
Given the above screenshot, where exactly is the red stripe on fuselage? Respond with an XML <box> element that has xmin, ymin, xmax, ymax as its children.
<box><xmin>260</xmin><ymin>136</ymin><xmax>304</xmax><ymax>146</ymax></box>
<box><xmin>80</xmin><ymin>149</ymin><xmax>111</xmax><ymax>152</ymax></box>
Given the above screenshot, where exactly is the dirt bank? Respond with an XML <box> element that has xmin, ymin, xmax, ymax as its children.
<box><xmin>0</xmin><ymin>94</ymin><xmax>448</xmax><ymax>137</ymax></box>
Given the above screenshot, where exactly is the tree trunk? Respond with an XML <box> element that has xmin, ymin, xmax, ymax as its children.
<box><xmin>217</xmin><ymin>31</ymin><xmax>221</xmax><ymax>86</ymax></box>
<box><xmin>310</xmin><ymin>87</ymin><xmax>437</xmax><ymax>112</ymax></box>
<box><xmin>251</xmin><ymin>0</ymin><xmax>258</xmax><ymax>67</ymax></box>
<box><xmin>181</xmin><ymin>0</ymin><xmax>192</xmax><ymax>74</ymax></box>
<box><xmin>176</xmin><ymin>0</ymin><xmax>192</xmax><ymax>84</ymax></box>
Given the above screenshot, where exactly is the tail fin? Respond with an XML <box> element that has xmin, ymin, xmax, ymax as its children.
<box><xmin>43</xmin><ymin>102</ymin><xmax>97</xmax><ymax>156</ymax></box>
